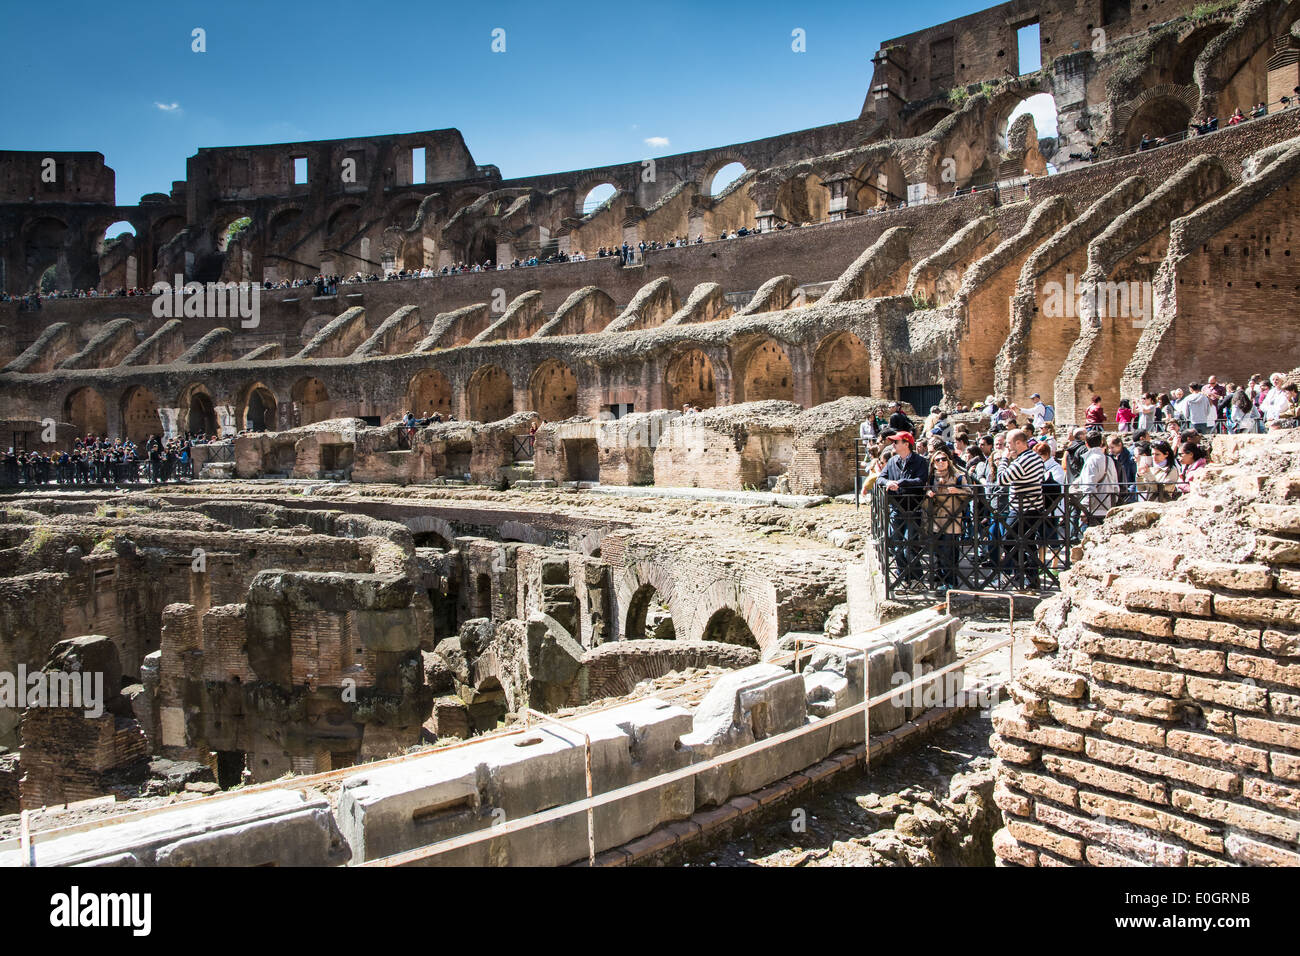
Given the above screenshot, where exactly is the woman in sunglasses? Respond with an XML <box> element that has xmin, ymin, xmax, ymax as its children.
<box><xmin>926</xmin><ymin>450</ymin><xmax>970</xmax><ymax>590</ymax></box>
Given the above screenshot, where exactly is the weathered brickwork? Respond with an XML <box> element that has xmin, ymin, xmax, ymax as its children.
<box><xmin>993</xmin><ymin>431</ymin><xmax>1300</xmax><ymax>867</ymax></box>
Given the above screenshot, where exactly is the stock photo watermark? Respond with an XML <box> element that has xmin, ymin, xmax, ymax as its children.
<box><xmin>151</xmin><ymin>274</ymin><xmax>260</xmax><ymax>328</ymax></box>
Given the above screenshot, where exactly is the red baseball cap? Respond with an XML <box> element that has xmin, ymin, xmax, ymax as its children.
<box><xmin>892</xmin><ymin>431</ymin><xmax>916</xmax><ymax>446</ymax></box>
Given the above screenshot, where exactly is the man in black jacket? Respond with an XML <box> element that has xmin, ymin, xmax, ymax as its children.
<box><xmin>887</xmin><ymin>402</ymin><xmax>912</xmax><ymax>434</ymax></box>
<box><xmin>881</xmin><ymin>432</ymin><xmax>930</xmax><ymax>587</ymax></box>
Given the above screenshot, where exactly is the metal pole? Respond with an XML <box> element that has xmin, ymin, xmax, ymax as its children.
<box><xmin>19</xmin><ymin>810</ymin><xmax>32</xmax><ymax>867</ymax></box>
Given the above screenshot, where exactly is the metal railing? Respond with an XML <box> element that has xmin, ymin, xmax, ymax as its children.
<box><xmin>0</xmin><ymin>458</ymin><xmax>194</xmax><ymax>487</ymax></box>
<box><xmin>512</xmin><ymin>435</ymin><xmax>535</xmax><ymax>461</ymax></box>
<box><xmin>870</xmin><ymin>481</ymin><xmax>1176</xmax><ymax>598</ymax></box>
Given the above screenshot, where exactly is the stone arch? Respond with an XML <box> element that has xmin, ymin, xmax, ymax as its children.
<box><xmin>290</xmin><ymin>376</ymin><xmax>331</xmax><ymax>426</ymax></box>
<box><xmin>665</xmin><ymin>348</ymin><xmax>717</xmax><ymax>410</ymax></box>
<box><xmin>120</xmin><ymin>386</ymin><xmax>162</xmax><ymax>443</ymax></box>
<box><xmin>238</xmin><ymin>382</ymin><xmax>279</xmax><ymax>432</ymax></box>
<box><xmin>467</xmin><ymin>364</ymin><xmax>514</xmax><ymax>422</ymax></box>
<box><xmin>178</xmin><ymin>383</ymin><xmax>219</xmax><ymax>437</ymax></box>
<box><xmin>1172</xmin><ymin>24</ymin><xmax>1232</xmax><ymax>87</ymax></box>
<box><xmin>529</xmin><ymin>359</ymin><xmax>578</xmax><ymax>421</ymax></box>
<box><xmin>615</xmin><ymin>562</ymin><xmax>678</xmax><ymax>641</ymax></box>
<box><xmin>576</xmin><ymin>180</ymin><xmax>619</xmax><ymax>217</ymax></box>
<box><xmin>403</xmin><ymin>514</ymin><xmax>457</xmax><ymax>550</ymax></box>
<box><xmin>736</xmin><ymin>337</ymin><xmax>795</xmax><ymax>403</ymax></box>
<box><xmin>853</xmin><ymin>157</ymin><xmax>909</xmax><ymax>209</ymax></box>
<box><xmin>813</xmin><ymin>332</ymin><xmax>871</xmax><ymax>405</ymax></box>
<box><xmin>701</xmin><ymin>607</ymin><xmax>761</xmax><ymax>650</ymax></box>
<box><xmin>699</xmin><ymin>155</ymin><xmax>749</xmax><ymax>195</ymax></box>
<box><xmin>1116</xmin><ymin>86</ymin><xmax>1198</xmax><ymax>149</ymax></box>
<box><xmin>21</xmin><ymin>217</ymin><xmax>69</xmax><ymax>292</ymax></box>
<box><xmin>406</xmin><ymin>368</ymin><xmax>452</xmax><ymax>419</ymax></box>
<box><xmin>267</xmin><ymin>206</ymin><xmax>304</xmax><ymax>245</ymax></box>
<box><xmin>210</xmin><ymin>208</ymin><xmax>253</xmax><ymax>252</ymax></box>
<box><xmin>773</xmin><ymin>173</ymin><xmax>828</xmax><ymax>225</ymax></box>
<box><xmin>904</xmin><ymin>105</ymin><xmax>956</xmax><ymax>137</ymax></box>
<box><xmin>63</xmin><ymin>386</ymin><xmax>107</xmax><ymax>437</ymax></box>
<box><xmin>326</xmin><ymin>202</ymin><xmax>364</xmax><ymax>239</ymax></box>
<box><xmin>697</xmin><ymin>576</ymin><xmax>775</xmax><ymax>652</ymax></box>
<box><xmin>625</xmin><ymin>583</ymin><xmax>676</xmax><ymax>641</ymax></box>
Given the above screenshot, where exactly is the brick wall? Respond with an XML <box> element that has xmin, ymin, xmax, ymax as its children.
<box><xmin>993</xmin><ymin>431</ymin><xmax>1300</xmax><ymax>866</ymax></box>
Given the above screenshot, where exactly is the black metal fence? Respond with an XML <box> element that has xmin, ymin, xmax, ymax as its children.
<box><xmin>871</xmin><ymin>481</ymin><xmax>1177</xmax><ymax>598</ymax></box>
<box><xmin>0</xmin><ymin>458</ymin><xmax>194</xmax><ymax>487</ymax></box>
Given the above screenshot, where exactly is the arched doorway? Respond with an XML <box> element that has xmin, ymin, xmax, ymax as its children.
<box><xmin>64</xmin><ymin>387</ymin><xmax>107</xmax><ymax>437</ymax></box>
<box><xmin>240</xmin><ymin>383</ymin><xmax>278</xmax><ymax>432</ymax></box>
<box><xmin>626</xmin><ymin>583</ymin><xmax>675</xmax><ymax>641</ymax></box>
<box><xmin>665</xmin><ymin>349</ymin><xmax>716</xmax><ymax>410</ymax></box>
<box><xmin>813</xmin><ymin>332</ymin><xmax>871</xmax><ymax>405</ymax></box>
<box><xmin>467</xmin><ymin>365</ymin><xmax>514</xmax><ymax>422</ymax></box>
<box><xmin>529</xmin><ymin>359</ymin><xmax>578</xmax><ymax>422</ymax></box>
<box><xmin>579</xmin><ymin>183</ymin><xmax>618</xmax><ymax>216</ymax></box>
<box><xmin>1123</xmin><ymin>97</ymin><xmax>1193</xmax><ymax>151</ymax></box>
<box><xmin>406</xmin><ymin>369</ymin><xmax>452</xmax><ymax>420</ymax></box>
<box><xmin>121</xmin><ymin>386</ymin><xmax>161</xmax><ymax>443</ymax></box>
<box><xmin>774</xmin><ymin>173</ymin><xmax>828</xmax><ymax>224</ymax></box>
<box><xmin>739</xmin><ymin>339</ymin><xmax>795</xmax><ymax>403</ymax></box>
<box><xmin>853</xmin><ymin>158</ymin><xmax>908</xmax><ymax>209</ymax></box>
<box><xmin>707</xmin><ymin>162</ymin><xmax>747</xmax><ymax>197</ymax></box>
<box><xmin>291</xmin><ymin>377</ymin><xmax>331</xmax><ymax>426</ymax></box>
<box><xmin>702</xmin><ymin>607</ymin><xmax>760</xmax><ymax>649</ymax></box>
<box><xmin>180</xmin><ymin>385</ymin><xmax>218</xmax><ymax>437</ymax></box>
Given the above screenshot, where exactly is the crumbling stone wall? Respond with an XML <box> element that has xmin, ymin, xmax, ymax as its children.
<box><xmin>993</xmin><ymin>431</ymin><xmax>1300</xmax><ymax>867</ymax></box>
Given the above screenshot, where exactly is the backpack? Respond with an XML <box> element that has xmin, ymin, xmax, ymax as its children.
<box><xmin>1041</xmin><ymin>404</ymin><xmax>1055</xmax><ymax>423</ymax></box>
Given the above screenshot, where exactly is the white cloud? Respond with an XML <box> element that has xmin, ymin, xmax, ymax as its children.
<box><xmin>154</xmin><ymin>101</ymin><xmax>181</xmax><ymax>113</ymax></box>
<box><xmin>644</xmin><ymin>136</ymin><xmax>670</xmax><ymax>148</ymax></box>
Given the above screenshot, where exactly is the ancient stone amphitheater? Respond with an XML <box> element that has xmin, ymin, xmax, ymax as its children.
<box><xmin>0</xmin><ymin>0</ymin><xmax>1298</xmax><ymax>869</ymax></box>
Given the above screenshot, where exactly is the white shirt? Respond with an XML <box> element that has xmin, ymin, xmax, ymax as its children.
<box><xmin>1263</xmin><ymin>388</ymin><xmax>1291</xmax><ymax>421</ymax></box>
<box><xmin>1031</xmin><ymin>402</ymin><xmax>1048</xmax><ymax>429</ymax></box>
<box><xmin>1079</xmin><ymin>448</ymin><xmax>1118</xmax><ymax>513</ymax></box>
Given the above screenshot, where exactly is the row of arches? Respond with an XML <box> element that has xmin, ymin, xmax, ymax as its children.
<box><xmin>52</xmin><ymin>332</ymin><xmax>874</xmax><ymax>441</ymax></box>
<box><xmin>625</xmin><ymin>582</ymin><xmax>759</xmax><ymax>650</ymax></box>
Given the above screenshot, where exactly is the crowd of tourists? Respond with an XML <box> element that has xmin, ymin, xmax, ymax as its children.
<box><xmin>863</xmin><ymin>371</ymin><xmax>1300</xmax><ymax>592</ymax></box>
<box><xmin>2</xmin><ymin>433</ymin><xmax>206</xmax><ymax>486</ymax></box>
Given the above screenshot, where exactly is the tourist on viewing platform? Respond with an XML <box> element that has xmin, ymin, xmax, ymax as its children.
<box><xmin>1268</xmin><ymin>382</ymin><xmax>1300</xmax><ymax>429</ymax></box>
<box><xmin>1139</xmin><ymin>440</ymin><xmax>1181</xmax><ymax>502</ymax></box>
<box><xmin>1175</xmin><ymin>382</ymin><xmax>1219</xmax><ymax>433</ymax></box>
<box><xmin>1085</xmin><ymin>395</ymin><xmax>1106</xmax><ymax>433</ymax></box>
<box><xmin>1229</xmin><ymin>108</ymin><xmax>1246</xmax><ymax>126</ymax></box>
<box><xmin>1136</xmin><ymin>392</ymin><xmax>1159</xmax><ymax>432</ymax></box>
<box><xmin>1075</xmin><ymin>431</ymin><xmax>1118</xmax><ymax>528</ymax></box>
<box><xmin>1230</xmin><ymin>382</ymin><xmax>1260</xmax><ymax>432</ymax></box>
<box><xmin>926</xmin><ymin>449</ymin><xmax>968</xmax><ymax>590</ymax></box>
<box><xmin>923</xmin><ymin>405</ymin><xmax>941</xmax><ymax>434</ymax></box>
<box><xmin>1001</xmin><ymin>428</ymin><xmax>1045</xmax><ymax>589</ymax></box>
<box><xmin>1107</xmin><ymin>434</ymin><xmax>1138</xmax><ymax>504</ymax></box>
<box><xmin>882</xmin><ymin>431</ymin><xmax>929</xmax><ymax>584</ymax></box>
<box><xmin>1262</xmin><ymin>372</ymin><xmax>1291</xmax><ymax>422</ymax></box>
<box><xmin>1115</xmin><ymin>398</ymin><xmax>1136</xmax><ymax>433</ymax></box>
<box><xmin>1026</xmin><ymin>392</ymin><xmax>1054</xmax><ymax>431</ymax></box>
<box><xmin>1253</xmin><ymin>102</ymin><xmax>1268</xmax><ymax>118</ymax></box>
<box><xmin>1178</xmin><ymin>442</ymin><xmax>1208</xmax><ymax>491</ymax></box>
<box><xmin>1036</xmin><ymin>440</ymin><xmax>1067</xmax><ymax>569</ymax></box>
<box><xmin>887</xmin><ymin>401</ymin><xmax>912</xmax><ymax>433</ymax></box>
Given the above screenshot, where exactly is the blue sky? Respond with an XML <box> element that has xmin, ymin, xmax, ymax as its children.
<box><xmin>3</xmin><ymin>0</ymin><xmax>1054</xmax><ymax>220</ymax></box>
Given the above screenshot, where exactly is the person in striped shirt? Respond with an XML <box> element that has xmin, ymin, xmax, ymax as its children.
<box><xmin>1001</xmin><ymin>429</ymin><xmax>1045</xmax><ymax>589</ymax></box>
